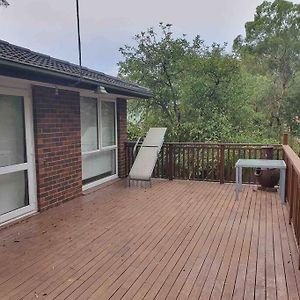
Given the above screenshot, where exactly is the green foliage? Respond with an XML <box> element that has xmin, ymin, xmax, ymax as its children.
<box><xmin>283</xmin><ymin>72</ymin><xmax>300</xmax><ymax>135</ymax></box>
<box><xmin>120</xmin><ymin>24</ymin><xmax>266</xmax><ymax>142</ymax></box>
<box><xmin>120</xmin><ymin>0</ymin><xmax>300</xmax><ymax>144</ymax></box>
<box><xmin>119</xmin><ymin>23</ymin><xmax>204</xmax><ymax>141</ymax></box>
<box><xmin>234</xmin><ymin>0</ymin><xmax>300</xmax><ymax>135</ymax></box>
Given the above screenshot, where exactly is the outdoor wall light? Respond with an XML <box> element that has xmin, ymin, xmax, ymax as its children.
<box><xmin>95</xmin><ymin>85</ymin><xmax>108</xmax><ymax>94</ymax></box>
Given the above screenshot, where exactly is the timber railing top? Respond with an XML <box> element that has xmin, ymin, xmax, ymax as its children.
<box><xmin>125</xmin><ymin>139</ymin><xmax>284</xmax><ymax>184</ymax></box>
<box><xmin>126</xmin><ymin>141</ymin><xmax>282</xmax><ymax>147</ymax></box>
<box><xmin>283</xmin><ymin>144</ymin><xmax>300</xmax><ymax>176</ymax></box>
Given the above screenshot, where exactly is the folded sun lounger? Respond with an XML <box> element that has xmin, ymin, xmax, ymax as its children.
<box><xmin>128</xmin><ymin>127</ymin><xmax>167</xmax><ymax>186</ymax></box>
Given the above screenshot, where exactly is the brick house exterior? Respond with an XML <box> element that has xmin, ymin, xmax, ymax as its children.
<box><xmin>32</xmin><ymin>86</ymin><xmax>82</xmax><ymax>210</ymax></box>
<box><xmin>117</xmin><ymin>98</ymin><xmax>128</xmax><ymax>179</ymax></box>
<box><xmin>0</xmin><ymin>40</ymin><xmax>151</xmax><ymax>225</ymax></box>
<box><xmin>31</xmin><ymin>85</ymin><xmax>129</xmax><ymax>210</ymax></box>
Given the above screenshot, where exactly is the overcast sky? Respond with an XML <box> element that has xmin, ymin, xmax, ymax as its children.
<box><xmin>1</xmin><ymin>0</ymin><xmax>299</xmax><ymax>75</ymax></box>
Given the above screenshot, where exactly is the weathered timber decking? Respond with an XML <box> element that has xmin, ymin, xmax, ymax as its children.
<box><xmin>0</xmin><ymin>180</ymin><xmax>299</xmax><ymax>299</ymax></box>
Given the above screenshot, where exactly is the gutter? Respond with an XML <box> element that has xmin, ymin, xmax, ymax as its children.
<box><xmin>0</xmin><ymin>59</ymin><xmax>153</xmax><ymax>99</ymax></box>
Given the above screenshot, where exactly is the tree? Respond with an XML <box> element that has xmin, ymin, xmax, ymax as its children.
<box><xmin>233</xmin><ymin>0</ymin><xmax>300</xmax><ymax>135</ymax></box>
<box><xmin>179</xmin><ymin>45</ymin><xmax>243</xmax><ymax>142</ymax></box>
<box><xmin>283</xmin><ymin>71</ymin><xmax>300</xmax><ymax>135</ymax></box>
<box><xmin>119</xmin><ymin>23</ymin><xmax>277</xmax><ymax>143</ymax></box>
<box><xmin>119</xmin><ymin>23</ymin><xmax>204</xmax><ymax>140</ymax></box>
<box><xmin>119</xmin><ymin>23</ymin><xmax>257</xmax><ymax>142</ymax></box>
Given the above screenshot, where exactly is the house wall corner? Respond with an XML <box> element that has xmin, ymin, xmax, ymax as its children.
<box><xmin>117</xmin><ymin>98</ymin><xmax>127</xmax><ymax>178</ymax></box>
<box><xmin>32</xmin><ymin>85</ymin><xmax>82</xmax><ymax>211</ymax></box>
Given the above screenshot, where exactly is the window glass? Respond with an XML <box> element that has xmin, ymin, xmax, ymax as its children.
<box><xmin>0</xmin><ymin>95</ymin><xmax>26</xmax><ymax>167</ymax></box>
<box><xmin>101</xmin><ymin>101</ymin><xmax>116</xmax><ymax>147</ymax></box>
<box><xmin>0</xmin><ymin>170</ymin><xmax>29</xmax><ymax>216</ymax></box>
<box><xmin>80</xmin><ymin>97</ymin><xmax>98</xmax><ymax>152</ymax></box>
<box><xmin>82</xmin><ymin>150</ymin><xmax>116</xmax><ymax>184</ymax></box>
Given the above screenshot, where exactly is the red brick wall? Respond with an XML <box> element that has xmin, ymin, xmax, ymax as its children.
<box><xmin>32</xmin><ymin>86</ymin><xmax>128</xmax><ymax>210</ymax></box>
<box><xmin>32</xmin><ymin>85</ymin><xmax>82</xmax><ymax>210</ymax></box>
<box><xmin>117</xmin><ymin>98</ymin><xmax>127</xmax><ymax>178</ymax></box>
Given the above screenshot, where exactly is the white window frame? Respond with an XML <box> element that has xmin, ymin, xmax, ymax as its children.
<box><xmin>0</xmin><ymin>87</ymin><xmax>37</xmax><ymax>225</ymax></box>
<box><xmin>100</xmin><ymin>98</ymin><xmax>118</xmax><ymax>150</ymax></box>
<box><xmin>80</xmin><ymin>93</ymin><xmax>118</xmax><ymax>190</ymax></box>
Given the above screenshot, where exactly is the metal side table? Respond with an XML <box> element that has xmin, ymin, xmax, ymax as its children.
<box><xmin>235</xmin><ymin>159</ymin><xmax>286</xmax><ymax>203</ymax></box>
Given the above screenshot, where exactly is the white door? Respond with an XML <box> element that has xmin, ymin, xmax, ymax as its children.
<box><xmin>0</xmin><ymin>88</ymin><xmax>36</xmax><ymax>224</ymax></box>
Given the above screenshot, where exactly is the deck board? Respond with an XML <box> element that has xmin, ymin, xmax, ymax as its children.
<box><xmin>0</xmin><ymin>180</ymin><xmax>299</xmax><ymax>299</ymax></box>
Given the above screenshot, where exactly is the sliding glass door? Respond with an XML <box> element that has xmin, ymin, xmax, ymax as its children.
<box><xmin>0</xmin><ymin>90</ymin><xmax>36</xmax><ymax>224</ymax></box>
<box><xmin>80</xmin><ymin>96</ymin><xmax>117</xmax><ymax>189</ymax></box>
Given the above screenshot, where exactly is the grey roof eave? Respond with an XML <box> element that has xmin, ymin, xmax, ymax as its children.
<box><xmin>0</xmin><ymin>58</ymin><xmax>153</xmax><ymax>99</ymax></box>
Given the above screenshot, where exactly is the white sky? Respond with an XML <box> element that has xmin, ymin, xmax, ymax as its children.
<box><xmin>1</xmin><ymin>0</ymin><xmax>299</xmax><ymax>75</ymax></box>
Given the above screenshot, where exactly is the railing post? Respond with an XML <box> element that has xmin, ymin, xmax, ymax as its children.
<box><xmin>220</xmin><ymin>144</ymin><xmax>225</xmax><ymax>184</ymax></box>
<box><xmin>283</xmin><ymin>132</ymin><xmax>289</xmax><ymax>145</ymax></box>
<box><xmin>168</xmin><ymin>143</ymin><xmax>174</xmax><ymax>180</ymax></box>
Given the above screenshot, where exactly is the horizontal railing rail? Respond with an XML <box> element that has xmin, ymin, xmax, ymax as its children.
<box><xmin>125</xmin><ymin>141</ymin><xmax>283</xmax><ymax>184</ymax></box>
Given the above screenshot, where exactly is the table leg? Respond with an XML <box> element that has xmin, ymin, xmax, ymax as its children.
<box><xmin>279</xmin><ymin>168</ymin><xmax>286</xmax><ymax>203</ymax></box>
<box><xmin>239</xmin><ymin>166</ymin><xmax>242</xmax><ymax>192</ymax></box>
<box><xmin>236</xmin><ymin>166</ymin><xmax>239</xmax><ymax>200</ymax></box>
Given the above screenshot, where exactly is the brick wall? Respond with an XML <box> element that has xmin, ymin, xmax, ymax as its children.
<box><xmin>32</xmin><ymin>86</ymin><xmax>128</xmax><ymax>210</ymax></box>
<box><xmin>32</xmin><ymin>85</ymin><xmax>82</xmax><ymax>210</ymax></box>
<box><xmin>117</xmin><ymin>98</ymin><xmax>127</xmax><ymax>178</ymax></box>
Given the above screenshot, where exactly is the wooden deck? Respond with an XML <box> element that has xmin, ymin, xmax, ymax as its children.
<box><xmin>0</xmin><ymin>180</ymin><xmax>300</xmax><ymax>300</ymax></box>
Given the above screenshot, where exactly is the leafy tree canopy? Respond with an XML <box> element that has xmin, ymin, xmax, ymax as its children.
<box><xmin>119</xmin><ymin>1</ymin><xmax>300</xmax><ymax>143</ymax></box>
<box><xmin>119</xmin><ymin>23</ymin><xmax>204</xmax><ymax>140</ymax></box>
<box><xmin>234</xmin><ymin>0</ymin><xmax>300</xmax><ymax>134</ymax></box>
<box><xmin>119</xmin><ymin>23</ymin><xmax>278</xmax><ymax>143</ymax></box>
